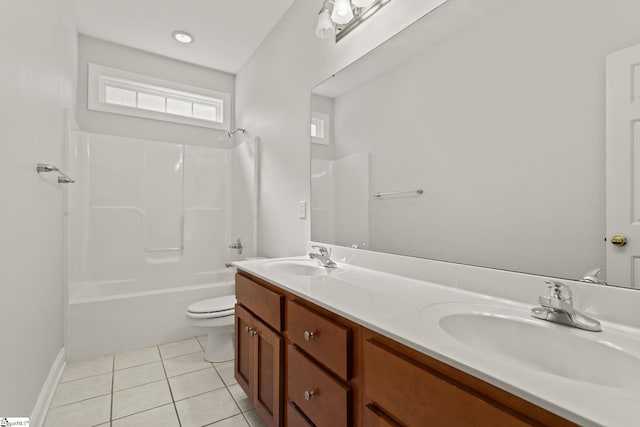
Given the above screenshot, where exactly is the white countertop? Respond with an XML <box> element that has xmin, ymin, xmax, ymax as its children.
<box><xmin>234</xmin><ymin>256</ymin><xmax>640</xmax><ymax>427</ymax></box>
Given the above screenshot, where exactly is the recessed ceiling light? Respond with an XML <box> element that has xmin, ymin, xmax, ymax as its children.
<box><xmin>172</xmin><ymin>30</ymin><xmax>194</xmax><ymax>44</ymax></box>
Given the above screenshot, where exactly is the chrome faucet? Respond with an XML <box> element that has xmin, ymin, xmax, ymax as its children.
<box><xmin>309</xmin><ymin>245</ymin><xmax>337</xmax><ymax>268</ymax></box>
<box><xmin>531</xmin><ymin>281</ymin><xmax>601</xmax><ymax>332</ymax></box>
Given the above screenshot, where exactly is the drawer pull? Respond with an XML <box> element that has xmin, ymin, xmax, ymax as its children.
<box><xmin>303</xmin><ymin>330</ymin><xmax>316</xmax><ymax>341</ymax></box>
<box><xmin>304</xmin><ymin>390</ymin><xmax>316</xmax><ymax>401</ymax></box>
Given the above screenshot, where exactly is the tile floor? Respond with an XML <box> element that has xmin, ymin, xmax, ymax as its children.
<box><xmin>45</xmin><ymin>336</ymin><xmax>267</xmax><ymax>427</ymax></box>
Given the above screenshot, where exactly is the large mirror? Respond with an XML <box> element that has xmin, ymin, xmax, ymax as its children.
<box><xmin>311</xmin><ymin>0</ymin><xmax>640</xmax><ymax>289</ymax></box>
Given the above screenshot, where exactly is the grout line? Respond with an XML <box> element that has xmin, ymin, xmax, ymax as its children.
<box><xmin>59</xmin><ymin>369</ymin><xmax>113</xmax><ymax>384</ymax></box>
<box><xmin>111</xmin><ymin>400</ymin><xmax>174</xmax><ymax>422</ymax></box>
<box><xmin>159</xmin><ymin>346</ymin><xmax>183</xmax><ymax>427</ymax></box>
<box><xmin>202</xmin><ymin>413</ymin><xmax>249</xmax><ymax>427</ymax></box>
<box><xmin>114</xmin><ymin>357</ymin><xmax>162</xmax><ymax>372</ymax></box>
<box><xmin>47</xmin><ymin>392</ymin><xmax>113</xmax><ymax>410</ymax></box>
<box><xmin>110</xmin><ymin>354</ymin><xmax>115</xmax><ymax>423</ymax></box>
<box><xmin>161</xmin><ymin>349</ymin><xmax>206</xmax><ymax>361</ymax></box>
<box><xmin>171</xmin><ymin>385</ymin><xmax>231</xmax><ymax>404</ymax></box>
<box><xmin>215</xmin><ymin>365</ymin><xmax>245</xmax><ymax>417</ymax></box>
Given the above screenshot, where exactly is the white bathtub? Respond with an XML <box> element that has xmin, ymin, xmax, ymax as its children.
<box><xmin>66</xmin><ymin>270</ymin><xmax>235</xmax><ymax>361</ymax></box>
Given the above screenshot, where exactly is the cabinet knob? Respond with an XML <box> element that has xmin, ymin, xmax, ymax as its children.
<box><xmin>304</xmin><ymin>390</ymin><xmax>315</xmax><ymax>401</ymax></box>
<box><xmin>303</xmin><ymin>330</ymin><xmax>316</xmax><ymax>341</ymax></box>
<box><xmin>245</xmin><ymin>326</ymin><xmax>257</xmax><ymax>336</ymax></box>
<box><xmin>244</xmin><ymin>326</ymin><xmax>250</xmax><ymax>334</ymax></box>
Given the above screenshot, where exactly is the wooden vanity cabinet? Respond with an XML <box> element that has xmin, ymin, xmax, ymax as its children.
<box><xmin>235</xmin><ymin>273</ymin><xmax>284</xmax><ymax>427</ymax></box>
<box><xmin>285</xmin><ymin>299</ymin><xmax>360</xmax><ymax>427</ymax></box>
<box><xmin>362</xmin><ymin>330</ymin><xmax>577</xmax><ymax>427</ymax></box>
<box><xmin>235</xmin><ymin>270</ymin><xmax>575</xmax><ymax>427</ymax></box>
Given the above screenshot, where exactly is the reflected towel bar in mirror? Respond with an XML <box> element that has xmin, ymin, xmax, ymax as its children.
<box><xmin>373</xmin><ymin>188</ymin><xmax>423</xmax><ymax>198</ymax></box>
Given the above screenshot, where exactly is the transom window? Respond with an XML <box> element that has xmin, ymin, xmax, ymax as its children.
<box><xmin>88</xmin><ymin>63</ymin><xmax>230</xmax><ymax>130</ymax></box>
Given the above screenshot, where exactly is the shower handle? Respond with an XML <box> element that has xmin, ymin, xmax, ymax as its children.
<box><xmin>228</xmin><ymin>238</ymin><xmax>243</xmax><ymax>255</ymax></box>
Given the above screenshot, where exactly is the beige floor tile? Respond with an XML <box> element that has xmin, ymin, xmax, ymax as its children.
<box><xmin>115</xmin><ymin>346</ymin><xmax>161</xmax><ymax>370</ymax></box>
<box><xmin>44</xmin><ymin>395</ymin><xmax>111</xmax><ymax>427</ymax></box>
<box><xmin>227</xmin><ymin>384</ymin><xmax>253</xmax><ymax>412</ymax></box>
<box><xmin>61</xmin><ymin>354</ymin><xmax>113</xmax><ymax>382</ymax></box>
<box><xmin>168</xmin><ymin>367</ymin><xmax>225</xmax><ymax>401</ymax></box>
<box><xmin>114</xmin><ymin>361</ymin><xmax>166</xmax><ymax>391</ymax></box>
<box><xmin>159</xmin><ymin>338</ymin><xmax>202</xmax><ymax>359</ymax></box>
<box><xmin>112</xmin><ymin>379</ymin><xmax>173</xmax><ymax>419</ymax></box>
<box><xmin>50</xmin><ymin>372</ymin><xmax>112</xmax><ymax>408</ymax></box>
<box><xmin>211</xmin><ymin>414</ymin><xmax>250</xmax><ymax>426</ymax></box>
<box><xmin>243</xmin><ymin>409</ymin><xmax>268</xmax><ymax>427</ymax></box>
<box><xmin>175</xmin><ymin>388</ymin><xmax>240</xmax><ymax>427</ymax></box>
<box><xmin>163</xmin><ymin>351</ymin><xmax>212</xmax><ymax>377</ymax></box>
<box><xmin>215</xmin><ymin>361</ymin><xmax>237</xmax><ymax>386</ymax></box>
<box><xmin>112</xmin><ymin>403</ymin><xmax>179</xmax><ymax>427</ymax></box>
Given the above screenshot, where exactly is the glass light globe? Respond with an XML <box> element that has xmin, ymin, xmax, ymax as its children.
<box><xmin>352</xmin><ymin>0</ymin><xmax>376</xmax><ymax>7</ymax></box>
<box><xmin>331</xmin><ymin>0</ymin><xmax>354</xmax><ymax>25</ymax></box>
<box><xmin>315</xmin><ymin>9</ymin><xmax>336</xmax><ymax>39</ymax></box>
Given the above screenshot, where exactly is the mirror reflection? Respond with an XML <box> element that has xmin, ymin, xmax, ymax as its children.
<box><xmin>311</xmin><ymin>0</ymin><xmax>640</xmax><ymax>289</ymax></box>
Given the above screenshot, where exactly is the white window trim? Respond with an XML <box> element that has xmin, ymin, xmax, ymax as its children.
<box><xmin>88</xmin><ymin>63</ymin><xmax>231</xmax><ymax>131</ymax></box>
<box><xmin>311</xmin><ymin>112</ymin><xmax>331</xmax><ymax>145</ymax></box>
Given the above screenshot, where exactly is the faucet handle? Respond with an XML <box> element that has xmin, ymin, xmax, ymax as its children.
<box><xmin>311</xmin><ymin>245</ymin><xmax>329</xmax><ymax>257</ymax></box>
<box><xmin>545</xmin><ymin>281</ymin><xmax>572</xmax><ymax>301</ymax></box>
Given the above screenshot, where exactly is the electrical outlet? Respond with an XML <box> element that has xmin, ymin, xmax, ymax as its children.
<box><xmin>298</xmin><ymin>201</ymin><xmax>307</xmax><ymax>219</ymax></box>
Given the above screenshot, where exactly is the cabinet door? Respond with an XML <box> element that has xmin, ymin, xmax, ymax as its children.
<box><xmin>234</xmin><ymin>304</ymin><xmax>254</xmax><ymax>400</ymax></box>
<box><xmin>253</xmin><ymin>316</ymin><xmax>283</xmax><ymax>427</ymax></box>
<box><xmin>364</xmin><ymin>404</ymin><xmax>402</xmax><ymax>427</ymax></box>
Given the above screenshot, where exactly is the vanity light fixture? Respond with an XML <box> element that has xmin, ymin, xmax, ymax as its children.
<box><xmin>172</xmin><ymin>30</ymin><xmax>194</xmax><ymax>44</ymax></box>
<box><xmin>315</xmin><ymin>0</ymin><xmax>392</xmax><ymax>41</ymax></box>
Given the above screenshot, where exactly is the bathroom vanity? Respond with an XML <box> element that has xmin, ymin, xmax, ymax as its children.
<box><xmin>234</xmin><ymin>268</ymin><xmax>572</xmax><ymax>426</ymax></box>
<box><xmin>231</xmin><ymin>251</ymin><xmax>640</xmax><ymax>427</ymax></box>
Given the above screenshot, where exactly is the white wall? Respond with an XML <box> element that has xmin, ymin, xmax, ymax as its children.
<box><xmin>0</xmin><ymin>0</ymin><xmax>77</xmax><ymax>415</ymax></box>
<box><xmin>329</xmin><ymin>0</ymin><xmax>640</xmax><ymax>281</ymax></box>
<box><xmin>236</xmin><ymin>0</ymin><xmax>450</xmax><ymax>257</ymax></box>
<box><xmin>77</xmin><ymin>35</ymin><xmax>235</xmax><ymax>147</ymax></box>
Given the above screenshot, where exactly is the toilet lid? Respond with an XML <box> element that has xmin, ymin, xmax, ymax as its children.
<box><xmin>188</xmin><ymin>295</ymin><xmax>236</xmax><ymax>315</ymax></box>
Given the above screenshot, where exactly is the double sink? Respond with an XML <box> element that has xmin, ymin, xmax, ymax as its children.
<box><xmin>257</xmin><ymin>258</ymin><xmax>640</xmax><ymax>393</ymax></box>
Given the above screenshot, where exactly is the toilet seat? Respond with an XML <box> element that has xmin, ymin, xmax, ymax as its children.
<box><xmin>187</xmin><ymin>295</ymin><xmax>236</xmax><ymax>319</ymax></box>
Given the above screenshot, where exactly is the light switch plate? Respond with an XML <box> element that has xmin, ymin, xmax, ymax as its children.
<box><xmin>298</xmin><ymin>201</ymin><xmax>306</xmax><ymax>219</ymax></box>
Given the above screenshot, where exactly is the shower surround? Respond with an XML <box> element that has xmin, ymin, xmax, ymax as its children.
<box><xmin>65</xmin><ymin>132</ymin><xmax>259</xmax><ymax>359</ymax></box>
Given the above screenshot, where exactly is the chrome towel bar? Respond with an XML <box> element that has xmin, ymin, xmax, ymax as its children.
<box><xmin>373</xmin><ymin>188</ymin><xmax>423</xmax><ymax>198</ymax></box>
<box><xmin>36</xmin><ymin>163</ymin><xmax>75</xmax><ymax>184</ymax></box>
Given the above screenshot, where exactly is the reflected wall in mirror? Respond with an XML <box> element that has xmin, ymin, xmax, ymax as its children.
<box><xmin>310</xmin><ymin>0</ymin><xmax>640</xmax><ymax>289</ymax></box>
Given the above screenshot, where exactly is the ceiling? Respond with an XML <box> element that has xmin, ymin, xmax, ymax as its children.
<box><xmin>72</xmin><ymin>0</ymin><xmax>296</xmax><ymax>74</ymax></box>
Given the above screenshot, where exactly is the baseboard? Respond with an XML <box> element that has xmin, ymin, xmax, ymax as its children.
<box><xmin>30</xmin><ymin>347</ymin><xmax>66</xmax><ymax>427</ymax></box>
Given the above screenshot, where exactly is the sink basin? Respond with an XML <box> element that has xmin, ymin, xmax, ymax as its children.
<box><xmin>420</xmin><ymin>303</ymin><xmax>640</xmax><ymax>390</ymax></box>
<box><xmin>262</xmin><ymin>259</ymin><xmax>344</xmax><ymax>277</ymax></box>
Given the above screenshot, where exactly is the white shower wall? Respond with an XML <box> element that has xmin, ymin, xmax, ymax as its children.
<box><xmin>311</xmin><ymin>154</ymin><xmax>370</xmax><ymax>248</ymax></box>
<box><xmin>67</xmin><ymin>132</ymin><xmax>258</xmax><ymax>299</ymax></box>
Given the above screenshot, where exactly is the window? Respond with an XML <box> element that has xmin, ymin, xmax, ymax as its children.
<box><xmin>311</xmin><ymin>112</ymin><xmax>331</xmax><ymax>145</ymax></box>
<box><xmin>88</xmin><ymin>63</ymin><xmax>230</xmax><ymax>130</ymax></box>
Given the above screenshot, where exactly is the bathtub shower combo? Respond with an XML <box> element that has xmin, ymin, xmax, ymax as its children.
<box><xmin>65</xmin><ymin>132</ymin><xmax>259</xmax><ymax>360</ymax></box>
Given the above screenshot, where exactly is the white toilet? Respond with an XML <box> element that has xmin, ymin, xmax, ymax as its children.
<box><xmin>186</xmin><ymin>295</ymin><xmax>236</xmax><ymax>363</ymax></box>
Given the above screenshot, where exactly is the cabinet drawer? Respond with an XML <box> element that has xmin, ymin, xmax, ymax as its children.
<box><xmin>236</xmin><ymin>273</ymin><xmax>283</xmax><ymax>331</ymax></box>
<box><xmin>288</xmin><ymin>345</ymin><xmax>351</xmax><ymax>427</ymax></box>
<box><xmin>287</xmin><ymin>300</ymin><xmax>351</xmax><ymax>380</ymax></box>
<box><xmin>364</xmin><ymin>338</ymin><xmax>532</xmax><ymax>427</ymax></box>
<box><xmin>287</xmin><ymin>403</ymin><xmax>314</xmax><ymax>427</ymax></box>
